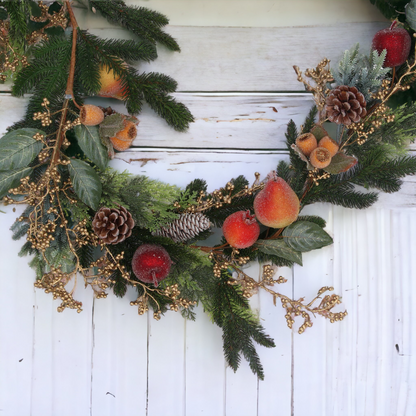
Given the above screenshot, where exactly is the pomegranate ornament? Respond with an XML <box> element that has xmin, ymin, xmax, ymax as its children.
<box><xmin>372</xmin><ymin>21</ymin><xmax>411</xmax><ymax>67</ymax></box>
<box><xmin>132</xmin><ymin>244</ymin><xmax>172</xmax><ymax>287</ymax></box>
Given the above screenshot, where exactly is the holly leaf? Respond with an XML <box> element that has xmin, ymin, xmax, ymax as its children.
<box><xmin>68</xmin><ymin>159</ymin><xmax>102</xmax><ymax>209</ymax></box>
<box><xmin>324</xmin><ymin>152</ymin><xmax>358</xmax><ymax>174</ymax></box>
<box><xmin>73</xmin><ymin>124</ymin><xmax>109</xmax><ymax>171</ymax></box>
<box><xmin>282</xmin><ymin>221</ymin><xmax>333</xmax><ymax>252</ymax></box>
<box><xmin>0</xmin><ymin>167</ymin><xmax>32</xmax><ymax>198</ymax></box>
<box><xmin>0</xmin><ymin>128</ymin><xmax>44</xmax><ymax>171</ymax></box>
<box><xmin>254</xmin><ymin>239</ymin><xmax>303</xmax><ymax>265</ymax></box>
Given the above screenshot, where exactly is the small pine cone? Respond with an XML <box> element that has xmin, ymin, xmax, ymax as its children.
<box><xmin>99</xmin><ymin>106</ymin><xmax>117</xmax><ymax>117</ymax></box>
<box><xmin>152</xmin><ymin>213</ymin><xmax>211</xmax><ymax>242</ymax></box>
<box><xmin>92</xmin><ymin>206</ymin><xmax>135</xmax><ymax>244</ymax></box>
<box><xmin>325</xmin><ymin>86</ymin><xmax>367</xmax><ymax>125</ymax></box>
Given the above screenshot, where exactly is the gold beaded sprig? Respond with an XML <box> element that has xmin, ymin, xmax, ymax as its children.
<box><xmin>293</xmin><ymin>59</ymin><xmax>334</xmax><ymax>118</ymax></box>
<box><xmin>226</xmin><ymin>264</ymin><xmax>346</xmax><ymax>334</ymax></box>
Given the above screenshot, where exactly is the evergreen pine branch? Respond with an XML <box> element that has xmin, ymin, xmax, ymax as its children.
<box><xmin>79</xmin><ymin>31</ymin><xmax>157</xmax><ymax>64</ymax></box>
<box><xmin>301</xmin><ymin>105</ymin><xmax>318</xmax><ymax>134</ymax></box>
<box><xmin>2</xmin><ymin>0</ymin><xmax>31</xmax><ymax>48</ymax></box>
<box><xmin>212</xmin><ymin>274</ymin><xmax>275</xmax><ymax>380</ymax></box>
<box><xmin>296</xmin><ymin>215</ymin><xmax>327</xmax><ymax>228</ymax></box>
<box><xmin>136</xmin><ymin>71</ymin><xmax>194</xmax><ymax>131</ymax></box>
<box><xmin>90</xmin><ymin>0</ymin><xmax>180</xmax><ymax>51</ymax></box>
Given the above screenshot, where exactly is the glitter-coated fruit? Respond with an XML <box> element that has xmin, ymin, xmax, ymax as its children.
<box><xmin>295</xmin><ymin>133</ymin><xmax>317</xmax><ymax>157</ymax></box>
<box><xmin>132</xmin><ymin>244</ymin><xmax>172</xmax><ymax>287</ymax></box>
<box><xmin>222</xmin><ymin>210</ymin><xmax>260</xmax><ymax>249</ymax></box>
<box><xmin>372</xmin><ymin>22</ymin><xmax>411</xmax><ymax>67</ymax></box>
<box><xmin>80</xmin><ymin>104</ymin><xmax>105</xmax><ymax>126</ymax></box>
<box><xmin>110</xmin><ymin>120</ymin><xmax>137</xmax><ymax>151</ymax></box>
<box><xmin>253</xmin><ymin>173</ymin><xmax>300</xmax><ymax>229</ymax></box>
<box><xmin>309</xmin><ymin>147</ymin><xmax>332</xmax><ymax>169</ymax></box>
<box><xmin>318</xmin><ymin>136</ymin><xmax>339</xmax><ymax>157</ymax></box>
<box><xmin>98</xmin><ymin>65</ymin><xmax>127</xmax><ymax>100</ymax></box>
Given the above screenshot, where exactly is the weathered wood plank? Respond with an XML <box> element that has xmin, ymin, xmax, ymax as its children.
<box><xmin>0</xmin><ymin>23</ymin><xmax>387</xmax><ymax>94</ymax></box>
<box><xmin>74</xmin><ymin>0</ymin><xmax>387</xmax><ymax>29</ymax></box>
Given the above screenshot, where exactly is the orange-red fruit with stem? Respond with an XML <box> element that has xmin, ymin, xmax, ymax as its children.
<box><xmin>79</xmin><ymin>104</ymin><xmax>105</xmax><ymax>126</ymax></box>
<box><xmin>253</xmin><ymin>172</ymin><xmax>300</xmax><ymax>229</ymax></box>
<box><xmin>110</xmin><ymin>120</ymin><xmax>137</xmax><ymax>151</ymax></box>
<box><xmin>309</xmin><ymin>147</ymin><xmax>332</xmax><ymax>169</ymax></box>
<box><xmin>222</xmin><ymin>210</ymin><xmax>260</xmax><ymax>249</ymax></box>
<box><xmin>318</xmin><ymin>136</ymin><xmax>339</xmax><ymax>157</ymax></box>
<box><xmin>98</xmin><ymin>65</ymin><xmax>127</xmax><ymax>100</ymax></box>
<box><xmin>295</xmin><ymin>133</ymin><xmax>317</xmax><ymax>157</ymax></box>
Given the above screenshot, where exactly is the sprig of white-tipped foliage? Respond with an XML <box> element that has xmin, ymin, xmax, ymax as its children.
<box><xmin>332</xmin><ymin>43</ymin><xmax>390</xmax><ymax>101</ymax></box>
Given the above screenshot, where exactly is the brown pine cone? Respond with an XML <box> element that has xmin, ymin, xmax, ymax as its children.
<box><xmin>98</xmin><ymin>106</ymin><xmax>117</xmax><ymax>117</ymax></box>
<box><xmin>325</xmin><ymin>86</ymin><xmax>367</xmax><ymax>125</ymax></box>
<box><xmin>92</xmin><ymin>206</ymin><xmax>135</xmax><ymax>244</ymax></box>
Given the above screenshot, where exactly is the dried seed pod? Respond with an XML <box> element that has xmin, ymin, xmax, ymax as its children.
<box><xmin>80</xmin><ymin>104</ymin><xmax>105</xmax><ymax>126</ymax></box>
<box><xmin>109</xmin><ymin>120</ymin><xmax>137</xmax><ymax>151</ymax></box>
<box><xmin>310</xmin><ymin>147</ymin><xmax>332</xmax><ymax>169</ymax></box>
<box><xmin>295</xmin><ymin>133</ymin><xmax>318</xmax><ymax>157</ymax></box>
<box><xmin>318</xmin><ymin>136</ymin><xmax>339</xmax><ymax>157</ymax></box>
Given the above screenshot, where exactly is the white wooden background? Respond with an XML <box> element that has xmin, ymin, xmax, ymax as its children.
<box><xmin>1</xmin><ymin>1</ymin><xmax>416</xmax><ymax>415</ymax></box>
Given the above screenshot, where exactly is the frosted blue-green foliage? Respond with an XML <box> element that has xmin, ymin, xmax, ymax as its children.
<box><xmin>332</xmin><ymin>44</ymin><xmax>390</xmax><ymax>102</ymax></box>
<box><xmin>406</xmin><ymin>0</ymin><xmax>416</xmax><ymax>31</ymax></box>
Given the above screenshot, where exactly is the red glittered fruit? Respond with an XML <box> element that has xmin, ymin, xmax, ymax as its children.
<box><xmin>222</xmin><ymin>210</ymin><xmax>260</xmax><ymax>249</ymax></box>
<box><xmin>372</xmin><ymin>21</ymin><xmax>411</xmax><ymax>67</ymax></box>
<box><xmin>132</xmin><ymin>244</ymin><xmax>172</xmax><ymax>287</ymax></box>
<box><xmin>253</xmin><ymin>172</ymin><xmax>300</xmax><ymax>229</ymax></box>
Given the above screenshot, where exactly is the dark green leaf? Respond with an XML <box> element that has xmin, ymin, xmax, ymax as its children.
<box><xmin>0</xmin><ymin>7</ymin><xmax>8</xmax><ymax>19</ymax></box>
<box><xmin>73</xmin><ymin>125</ymin><xmax>109</xmax><ymax>171</ymax></box>
<box><xmin>48</xmin><ymin>1</ymin><xmax>62</xmax><ymax>14</ymax></box>
<box><xmin>68</xmin><ymin>159</ymin><xmax>102</xmax><ymax>209</ymax></box>
<box><xmin>0</xmin><ymin>128</ymin><xmax>44</xmax><ymax>171</ymax></box>
<box><xmin>283</xmin><ymin>221</ymin><xmax>333</xmax><ymax>252</ymax></box>
<box><xmin>255</xmin><ymin>239</ymin><xmax>303</xmax><ymax>265</ymax></box>
<box><xmin>310</xmin><ymin>124</ymin><xmax>329</xmax><ymax>141</ymax></box>
<box><xmin>0</xmin><ymin>167</ymin><xmax>32</xmax><ymax>198</ymax></box>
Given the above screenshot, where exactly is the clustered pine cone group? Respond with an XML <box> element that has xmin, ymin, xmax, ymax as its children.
<box><xmin>92</xmin><ymin>206</ymin><xmax>135</xmax><ymax>244</ymax></box>
<box><xmin>325</xmin><ymin>85</ymin><xmax>367</xmax><ymax>125</ymax></box>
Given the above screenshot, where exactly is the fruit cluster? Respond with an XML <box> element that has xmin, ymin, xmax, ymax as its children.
<box><xmin>295</xmin><ymin>132</ymin><xmax>339</xmax><ymax>169</ymax></box>
<box><xmin>222</xmin><ymin>172</ymin><xmax>300</xmax><ymax>249</ymax></box>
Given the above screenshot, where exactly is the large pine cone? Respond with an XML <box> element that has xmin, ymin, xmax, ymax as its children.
<box><xmin>152</xmin><ymin>213</ymin><xmax>211</xmax><ymax>243</ymax></box>
<box><xmin>325</xmin><ymin>86</ymin><xmax>367</xmax><ymax>125</ymax></box>
<box><xmin>92</xmin><ymin>206</ymin><xmax>135</xmax><ymax>244</ymax></box>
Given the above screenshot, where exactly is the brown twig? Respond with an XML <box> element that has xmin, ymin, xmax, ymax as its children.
<box><xmin>64</xmin><ymin>0</ymin><xmax>81</xmax><ymax>110</ymax></box>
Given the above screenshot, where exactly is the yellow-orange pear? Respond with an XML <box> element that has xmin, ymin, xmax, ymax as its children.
<box><xmin>253</xmin><ymin>172</ymin><xmax>300</xmax><ymax>228</ymax></box>
<box><xmin>98</xmin><ymin>65</ymin><xmax>127</xmax><ymax>100</ymax></box>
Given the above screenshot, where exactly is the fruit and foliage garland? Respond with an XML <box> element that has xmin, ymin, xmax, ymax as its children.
<box><xmin>2</xmin><ymin>0</ymin><xmax>416</xmax><ymax>380</ymax></box>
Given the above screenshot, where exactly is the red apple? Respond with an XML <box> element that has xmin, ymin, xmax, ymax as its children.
<box><xmin>372</xmin><ymin>21</ymin><xmax>411</xmax><ymax>67</ymax></box>
<box><xmin>222</xmin><ymin>210</ymin><xmax>260</xmax><ymax>249</ymax></box>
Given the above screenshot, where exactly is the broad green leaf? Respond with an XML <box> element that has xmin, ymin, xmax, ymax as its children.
<box><xmin>99</xmin><ymin>113</ymin><xmax>125</xmax><ymax>139</ymax></box>
<box><xmin>73</xmin><ymin>125</ymin><xmax>109</xmax><ymax>171</ymax></box>
<box><xmin>283</xmin><ymin>221</ymin><xmax>333</xmax><ymax>252</ymax></box>
<box><xmin>0</xmin><ymin>128</ymin><xmax>44</xmax><ymax>171</ymax></box>
<box><xmin>68</xmin><ymin>159</ymin><xmax>102</xmax><ymax>209</ymax></box>
<box><xmin>255</xmin><ymin>239</ymin><xmax>303</xmax><ymax>266</ymax></box>
<box><xmin>0</xmin><ymin>7</ymin><xmax>8</xmax><ymax>20</ymax></box>
<box><xmin>0</xmin><ymin>167</ymin><xmax>32</xmax><ymax>198</ymax></box>
<box><xmin>406</xmin><ymin>0</ymin><xmax>416</xmax><ymax>30</ymax></box>
<box><xmin>310</xmin><ymin>124</ymin><xmax>329</xmax><ymax>141</ymax></box>
<box><xmin>324</xmin><ymin>152</ymin><xmax>358</xmax><ymax>174</ymax></box>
